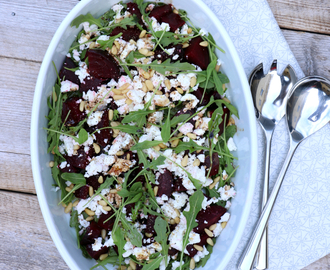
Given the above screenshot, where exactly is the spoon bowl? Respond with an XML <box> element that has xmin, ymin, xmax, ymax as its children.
<box><xmin>239</xmin><ymin>75</ymin><xmax>330</xmax><ymax>270</ymax></box>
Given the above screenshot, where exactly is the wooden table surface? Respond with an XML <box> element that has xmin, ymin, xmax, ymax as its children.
<box><xmin>1</xmin><ymin>0</ymin><xmax>330</xmax><ymax>269</ymax></box>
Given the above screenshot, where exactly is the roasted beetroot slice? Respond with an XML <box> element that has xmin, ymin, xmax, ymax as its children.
<box><xmin>87</xmin><ymin>49</ymin><xmax>120</xmax><ymax>80</ymax></box>
<box><xmin>86</xmin><ymin>244</ymin><xmax>109</xmax><ymax>260</ymax></box>
<box><xmin>98</xmin><ymin>211</ymin><xmax>115</xmax><ymax>230</ymax></box>
<box><xmin>173</xmin><ymin>177</ymin><xmax>187</xmax><ymax>192</ymax></box>
<box><xmin>86</xmin><ymin>175</ymin><xmax>102</xmax><ymax>190</ymax></box>
<box><xmin>127</xmin><ymin>2</ymin><xmax>143</xmax><ymax>25</ymax></box>
<box><xmin>125</xmin><ymin>203</ymin><xmax>135</xmax><ymax>215</ymax></box>
<box><xmin>154</xmin><ymin>44</ymin><xmax>184</xmax><ymax>62</ymax></box>
<box><xmin>59</xmin><ymin>162</ymin><xmax>79</xmax><ymax>173</ymax></box>
<box><xmin>144</xmin><ymin>215</ymin><xmax>157</xmax><ymax>234</ymax></box>
<box><xmin>65</xmin><ymin>147</ymin><xmax>95</xmax><ymax>170</ymax></box>
<box><xmin>59</xmin><ymin>57</ymin><xmax>80</xmax><ymax>85</ymax></box>
<box><xmin>204</xmin><ymin>153</ymin><xmax>220</xmax><ymax>177</ymax></box>
<box><xmin>157</xmin><ymin>169</ymin><xmax>173</xmax><ymax>197</ymax></box>
<box><xmin>194</xmin><ymin>87</ymin><xmax>211</xmax><ymax>106</ymax></box>
<box><xmin>168</xmin><ymin>247</ymin><xmax>179</xmax><ymax>256</ymax></box>
<box><xmin>136</xmin><ymin>265</ymin><xmax>143</xmax><ymax>270</ymax></box>
<box><xmin>194</xmin><ymin>204</ymin><xmax>227</xmax><ymax>233</ymax></box>
<box><xmin>92</xmin><ymin>110</ymin><xmax>113</xmax><ymax>147</ymax></box>
<box><xmin>80</xmin><ymin>76</ymin><xmax>103</xmax><ymax>93</ymax></box>
<box><xmin>149</xmin><ymin>4</ymin><xmax>172</xmax><ymax>21</ymax></box>
<box><xmin>80</xmin><ymin>221</ymin><xmax>102</xmax><ymax>245</ymax></box>
<box><xmin>160</xmin><ymin>12</ymin><xmax>185</xmax><ymax>32</ymax></box>
<box><xmin>61</xmin><ymin>97</ymin><xmax>86</xmax><ymax>126</ymax></box>
<box><xmin>74</xmin><ymin>185</ymin><xmax>89</xmax><ymax>199</ymax></box>
<box><xmin>110</xmin><ymin>26</ymin><xmax>141</xmax><ymax>42</ymax></box>
<box><xmin>184</xmin><ymin>36</ymin><xmax>210</xmax><ymax>70</ymax></box>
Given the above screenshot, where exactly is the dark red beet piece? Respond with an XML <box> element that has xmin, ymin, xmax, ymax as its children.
<box><xmin>145</xmin><ymin>215</ymin><xmax>157</xmax><ymax>234</ymax></box>
<box><xmin>168</xmin><ymin>247</ymin><xmax>179</xmax><ymax>256</ymax></box>
<box><xmin>62</xmin><ymin>97</ymin><xmax>87</xmax><ymax>126</ymax></box>
<box><xmin>193</xmin><ymin>204</ymin><xmax>227</xmax><ymax>234</ymax></box>
<box><xmin>80</xmin><ymin>76</ymin><xmax>103</xmax><ymax>93</ymax></box>
<box><xmin>90</xmin><ymin>110</ymin><xmax>113</xmax><ymax>147</ymax></box>
<box><xmin>142</xmin><ymin>236</ymin><xmax>155</xmax><ymax>246</ymax></box>
<box><xmin>186</xmin><ymin>233</ymin><xmax>209</xmax><ymax>257</ymax></box>
<box><xmin>149</xmin><ymin>4</ymin><xmax>172</xmax><ymax>21</ymax></box>
<box><xmin>98</xmin><ymin>211</ymin><xmax>115</xmax><ymax>230</ymax></box>
<box><xmin>65</xmin><ymin>147</ymin><xmax>95</xmax><ymax>170</ymax></box>
<box><xmin>74</xmin><ymin>185</ymin><xmax>89</xmax><ymax>199</ymax></box>
<box><xmin>59</xmin><ymin>162</ymin><xmax>78</xmax><ymax>174</ymax></box>
<box><xmin>80</xmin><ymin>221</ymin><xmax>102</xmax><ymax>245</ymax></box>
<box><xmin>127</xmin><ymin>2</ymin><xmax>143</xmax><ymax>25</ymax></box>
<box><xmin>173</xmin><ymin>177</ymin><xmax>187</xmax><ymax>192</ymax></box>
<box><xmin>136</xmin><ymin>265</ymin><xmax>143</xmax><ymax>270</ymax></box>
<box><xmin>160</xmin><ymin>12</ymin><xmax>185</xmax><ymax>32</ymax></box>
<box><xmin>184</xmin><ymin>36</ymin><xmax>210</xmax><ymax>70</ymax></box>
<box><xmin>59</xmin><ymin>57</ymin><xmax>80</xmax><ymax>85</ymax></box>
<box><xmin>194</xmin><ymin>87</ymin><xmax>211</xmax><ymax>106</ymax></box>
<box><xmin>86</xmin><ymin>244</ymin><xmax>109</xmax><ymax>260</ymax></box>
<box><xmin>87</xmin><ymin>49</ymin><xmax>120</xmax><ymax>80</ymax></box>
<box><xmin>86</xmin><ymin>175</ymin><xmax>102</xmax><ymax>190</ymax></box>
<box><xmin>110</xmin><ymin>26</ymin><xmax>141</xmax><ymax>42</ymax></box>
<box><xmin>157</xmin><ymin>169</ymin><xmax>173</xmax><ymax>197</ymax></box>
<box><xmin>154</xmin><ymin>44</ymin><xmax>184</xmax><ymax>62</ymax></box>
<box><xmin>125</xmin><ymin>203</ymin><xmax>135</xmax><ymax>215</ymax></box>
<box><xmin>204</xmin><ymin>153</ymin><xmax>220</xmax><ymax>177</ymax></box>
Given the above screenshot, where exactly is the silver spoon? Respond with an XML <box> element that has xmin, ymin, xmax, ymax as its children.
<box><xmin>239</xmin><ymin>76</ymin><xmax>330</xmax><ymax>270</ymax></box>
<box><xmin>250</xmin><ymin>60</ymin><xmax>297</xmax><ymax>269</ymax></box>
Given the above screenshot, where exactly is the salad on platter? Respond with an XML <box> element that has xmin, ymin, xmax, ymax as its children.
<box><xmin>46</xmin><ymin>1</ymin><xmax>239</xmax><ymax>269</ymax></box>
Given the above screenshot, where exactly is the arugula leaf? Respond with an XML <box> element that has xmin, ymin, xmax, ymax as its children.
<box><xmin>161</xmin><ymin>107</ymin><xmax>171</xmax><ymax>142</ymax></box>
<box><xmin>77</xmin><ymin>128</ymin><xmax>88</xmax><ymax>144</ymax></box>
<box><xmin>112</xmin><ymin>226</ymin><xmax>126</xmax><ymax>266</ymax></box>
<box><xmin>131</xmin><ymin>140</ymin><xmax>163</xmax><ymax>151</ymax></box>
<box><xmin>180</xmin><ymin>189</ymin><xmax>204</xmax><ymax>269</ymax></box>
<box><xmin>111</xmin><ymin>124</ymin><xmax>143</xmax><ymax>135</ymax></box>
<box><xmin>96</xmin><ymin>33</ymin><xmax>122</xmax><ymax>50</ymax></box>
<box><xmin>121</xmin><ymin>109</ymin><xmax>154</xmax><ymax>127</ymax></box>
<box><xmin>213</xmin><ymin>69</ymin><xmax>224</xmax><ymax>96</ymax></box>
<box><xmin>71</xmin><ymin>13</ymin><xmax>102</xmax><ymax>28</ymax></box>
<box><xmin>69</xmin><ymin>210</ymin><xmax>81</xmax><ymax>248</ymax></box>
<box><xmin>170</xmin><ymin>114</ymin><xmax>190</xmax><ymax>127</ymax></box>
<box><xmin>61</xmin><ymin>173</ymin><xmax>86</xmax><ymax>185</ymax></box>
<box><xmin>90</xmin><ymin>249</ymin><xmax>118</xmax><ymax>269</ymax></box>
<box><xmin>214</xmin><ymin>99</ymin><xmax>239</xmax><ymax>118</ymax></box>
<box><xmin>59</xmin><ymin>183</ymin><xmax>85</xmax><ymax>205</ymax></box>
<box><xmin>174</xmin><ymin>139</ymin><xmax>207</xmax><ymax>154</ymax></box>
<box><xmin>121</xmin><ymin>218</ymin><xmax>142</xmax><ymax>247</ymax></box>
<box><xmin>225</xmin><ymin>125</ymin><xmax>237</xmax><ymax>139</ymax></box>
<box><xmin>142</xmin><ymin>256</ymin><xmax>163</xmax><ymax>270</ymax></box>
<box><xmin>154</xmin><ymin>217</ymin><xmax>169</xmax><ymax>259</ymax></box>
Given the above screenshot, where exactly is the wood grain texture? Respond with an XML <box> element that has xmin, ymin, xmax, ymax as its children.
<box><xmin>0</xmin><ymin>151</ymin><xmax>35</xmax><ymax>194</ymax></box>
<box><xmin>268</xmin><ymin>0</ymin><xmax>330</xmax><ymax>35</ymax></box>
<box><xmin>0</xmin><ymin>191</ymin><xmax>68</xmax><ymax>270</ymax></box>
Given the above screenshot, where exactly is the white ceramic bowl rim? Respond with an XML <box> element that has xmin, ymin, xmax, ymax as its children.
<box><xmin>31</xmin><ymin>0</ymin><xmax>258</xmax><ymax>269</ymax></box>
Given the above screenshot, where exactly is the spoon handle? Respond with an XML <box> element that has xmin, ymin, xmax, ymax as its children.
<box><xmin>238</xmin><ymin>139</ymin><xmax>299</xmax><ymax>270</ymax></box>
<box><xmin>255</xmin><ymin>129</ymin><xmax>273</xmax><ymax>269</ymax></box>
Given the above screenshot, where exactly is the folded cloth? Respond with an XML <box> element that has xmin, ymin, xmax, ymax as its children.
<box><xmin>203</xmin><ymin>0</ymin><xmax>330</xmax><ymax>269</ymax></box>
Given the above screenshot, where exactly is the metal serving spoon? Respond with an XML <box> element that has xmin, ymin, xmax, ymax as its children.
<box><xmin>239</xmin><ymin>76</ymin><xmax>330</xmax><ymax>270</ymax></box>
<box><xmin>250</xmin><ymin>60</ymin><xmax>297</xmax><ymax>269</ymax></box>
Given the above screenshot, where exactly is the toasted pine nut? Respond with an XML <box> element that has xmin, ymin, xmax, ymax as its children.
<box><xmin>86</xmin><ymin>216</ymin><xmax>94</xmax><ymax>221</ymax></box>
<box><xmin>116</xmin><ymin>150</ymin><xmax>124</xmax><ymax>156</ymax></box>
<box><xmin>170</xmin><ymin>219</ymin><xmax>176</xmax><ymax>225</ymax></box>
<box><xmin>113</xmin><ymin>94</ymin><xmax>125</xmax><ymax>100</ymax></box>
<box><xmin>214</xmin><ymin>176</ymin><xmax>221</xmax><ymax>184</ymax></box>
<box><xmin>139</xmin><ymin>29</ymin><xmax>147</xmax><ymax>38</ymax></box>
<box><xmin>114</xmin><ymin>40</ymin><xmax>120</xmax><ymax>49</ymax></box>
<box><xmin>146</xmin><ymin>51</ymin><xmax>155</xmax><ymax>57</ymax></box>
<box><xmin>98</xmin><ymin>175</ymin><xmax>104</xmax><ymax>184</ymax></box>
<box><xmin>205</xmin><ymin>228</ymin><xmax>214</xmax><ymax>237</ymax></box>
<box><xmin>222</xmin><ymin>84</ymin><xmax>226</xmax><ymax>91</ymax></box>
<box><xmin>190</xmin><ymin>76</ymin><xmax>197</xmax><ymax>87</ymax></box>
<box><xmin>111</xmin><ymin>121</ymin><xmax>120</xmax><ymax>127</ymax></box>
<box><xmin>145</xmin><ymin>233</ymin><xmax>153</xmax><ymax>237</ymax></box>
<box><xmin>65</xmin><ymin>187</ymin><xmax>72</xmax><ymax>192</ymax></box>
<box><xmin>142</xmin><ymin>82</ymin><xmax>148</xmax><ymax>92</ymax></box>
<box><xmin>190</xmin><ymin>258</ymin><xmax>196</xmax><ymax>270</ymax></box>
<box><xmin>173</xmin><ymin>9</ymin><xmax>179</xmax><ymax>14</ymax></box>
<box><xmin>73</xmin><ymin>200</ymin><xmax>79</xmax><ymax>207</ymax></box>
<box><xmin>149</xmin><ymin>69</ymin><xmax>155</xmax><ymax>77</ymax></box>
<box><xmin>209</xmin><ymin>182</ymin><xmax>217</xmax><ymax>190</ymax></box>
<box><xmin>153</xmin><ymin>145</ymin><xmax>160</xmax><ymax>151</ymax></box>
<box><xmin>99</xmin><ymin>200</ymin><xmax>107</xmax><ymax>206</ymax></box>
<box><xmin>121</xmin><ymin>88</ymin><xmax>130</xmax><ymax>94</ymax></box>
<box><xmin>193</xmin><ymin>244</ymin><xmax>204</xmax><ymax>252</ymax></box>
<box><xmin>174</xmin><ymin>208</ymin><xmax>180</xmax><ymax>217</ymax></box>
<box><xmin>89</xmin><ymin>186</ymin><xmax>94</xmax><ymax>197</ymax></box>
<box><xmin>92</xmin><ymin>143</ymin><xmax>100</xmax><ymax>154</ymax></box>
<box><xmin>79</xmin><ymin>101</ymin><xmax>85</xmax><ymax>112</ymax></box>
<box><xmin>129</xmin><ymin>39</ymin><xmax>137</xmax><ymax>45</ymax></box>
<box><xmin>111</xmin><ymin>45</ymin><xmax>118</xmax><ymax>55</ymax></box>
<box><xmin>182</xmin><ymin>42</ymin><xmax>189</xmax><ymax>48</ymax></box>
<box><xmin>171</xmin><ymin>138</ymin><xmax>180</xmax><ymax>148</ymax></box>
<box><xmin>181</xmin><ymin>155</ymin><xmax>189</xmax><ymax>167</ymax></box>
<box><xmin>101</xmin><ymin>229</ymin><xmax>107</xmax><ymax>239</ymax></box>
<box><xmin>159</xmin><ymin>143</ymin><xmax>167</xmax><ymax>149</ymax></box>
<box><xmin>215</xmin><ymin>64</ymin><xmax>221</xmax><ymax>72</ymax></box>
<box><xmin>49</xmin><ymin>161</ymin><xmax>54</xmax><ymax>168</ymax></box>
<box><xmin>153</xmin><ymin>186</ymin><xmax>159</xmax><ymax>196</ymax></box>
<box><xmin>199</xmin><ymin>41</ymin><xmax>209</xmax><ymax>47</ymax></box>
<box><xmin>103</xmin><ymin>206</ymin><xmax>112</xmax><ymax>211</ymax></box>
<box><xmin>187</xmin><ymin>28</ymin><xmax>193</xmax><ymax>34</ymax></box>
<box><xmin>209</xmin><ymin>224</ymin><xmax>217</xmax><ymax>231</ymax></box>
<box><xmin>139</xmin><ymin>48</ymin><xmax>149</xmax><ymax>56</ymax></box>
<box><xmin>64</xmin><ymin>202</ymin><xmax>73</xmax><ymax>213</ymax></box>
<box><xmin>129</xmin><ymin>260</ymin><xmax>137</xmax><ymax>270</ymax></box>
<box><xmin>99</xmin><ymin>254</ymin><xmax>108</xmax><ymax>261</ymax></box>
<box><xmin>174</xmin><ymin>216</ymin><xmax>180</xmax><ymax>224</ymax></box>
<box><xmin>85</xmin><ymin>208</ymin><xmax>95</xmax><ymax>216</ymax></box>
<box><xmin>118</xmin><ymin>83</ymin><xmax>130</xmax><ymax>91</ymax></box>
<box><xmin>195</xmin><ymin>119</ymin><xmax>200</xmax><ymax>129</ymax></box>
<box><xmin>73</xmin><ymin>144</ymin><xmax>80</xmax><ymax>150</ymax></box>
<box><xmin>121</xmin><ymin>266</ymin><xmax>127</xmax><ymax>270</ymax></box>
<box><xmin>128</xmin><ymin>266</ymin><xmax>133</xmax><ymax>270</ymax></box>
<box><xmin>53</xmin><ymin>91</ymin><xmax>57</xmax><ymax>102</ymax></box>
<box><xmin>126</xmin><ymin>153</ymin><xmax>131</xmax><ymax>160</ymax></box>
<box><xmin>187</xmin><ymin>133</ymin><xmax>197</xmax><ymax>139</ymax></box>
<box><xmin>177</xmin><ymin>87</ymin><xmax>184</xmax><ymax>94</ymax></box>
<box><xmin>193</xmin><ymin>159</ymin><xmax>200</xmax><ymax>167</ymax></box>
<box><xmin>155</xmin><ymin>90</ymin><xmax>163</xmax><ymax>95</ymax></box>
<box><xmin>207</xmin><ymin>237</ymin><xmax>214</xmax><ymax>246</ymax></box>
<box><xmin>164</xmin><ymin>79</ymin><xmax>171</xmax><ymax>90</ymax></box>
<box><xmin>108</xmin><ymin>110</ymin><xmax>114</xmax><ymax>121</ymax></box>
<box><xmin>110</xmin><ymin>189</ymin><xmax>118</xmax><ymax>194</ymax></box>
<box><xmin>221</xmin><ymin>222</ymin><xmax>227</xmax><ymax>229</ymax></box>
<box><xmin>61</xmin><ymin>202</ymin><xmax>67</xmax><ymax>208</ymax></box>
<box><xmin>145</xmin><ymin>80</ymin><xmax>154</xmax><ymax>90</ymax></box>
<box><xmin>126</xmin><ymin>99</ymin><xmax>133</xmax><ymax>105</ymax></box>
<box><xmin>112</xmin><ymin>88</ymin><xmax>122</xmax><ymax>95</ymax></box>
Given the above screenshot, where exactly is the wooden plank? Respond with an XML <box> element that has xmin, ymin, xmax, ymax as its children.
<box><xmin>0</xmin><ymin>56</ymin><xmax>40</xmax><ymax>156</ymax></box>
<box><xmin>0</xmin><ymin>190</ymin><xmax>68</xmax><ymax>269</ymax></box>
<box><xmin>268</xmin><ymin>0</ymin><xmax>330</xmax><ymax>35</ymax></box>
<box><xmin>0</xmin><ymin>151</ymin><xmax>35</xmax><ymax>194</ymax></box>
<box><xmin>0</xmin><ymin>0</ymin><xmax>77</xmax><ymax>62</ymax></box>
<box><xmin>283</xmin><ymin>29</ymin><xmax>330</xmax><ymax>79</ymax></box>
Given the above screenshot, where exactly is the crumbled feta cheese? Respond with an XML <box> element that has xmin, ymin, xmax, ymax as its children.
<box><xmin>87</xmin><ymin>111</ymin><xmax>103</xmax><ymax>126</ymax></box>
<box><xmin>84</xmin><ymin>154</ymin><xmax>116</xmax><ymax>177</ymax></box>
<box><xmin>60</xmin><ymin>80</ymin><xmax>79</xmax><ymax>92</ymax></box>
<box><xmin>227</xmin><ymin>137</ymin><xmax>237</xmax><ymax>151</ymax></box>
<box><xmin>92</xmin><ymin>237</ymin><xmax>103</xmax><ymax>251</ymax></box>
